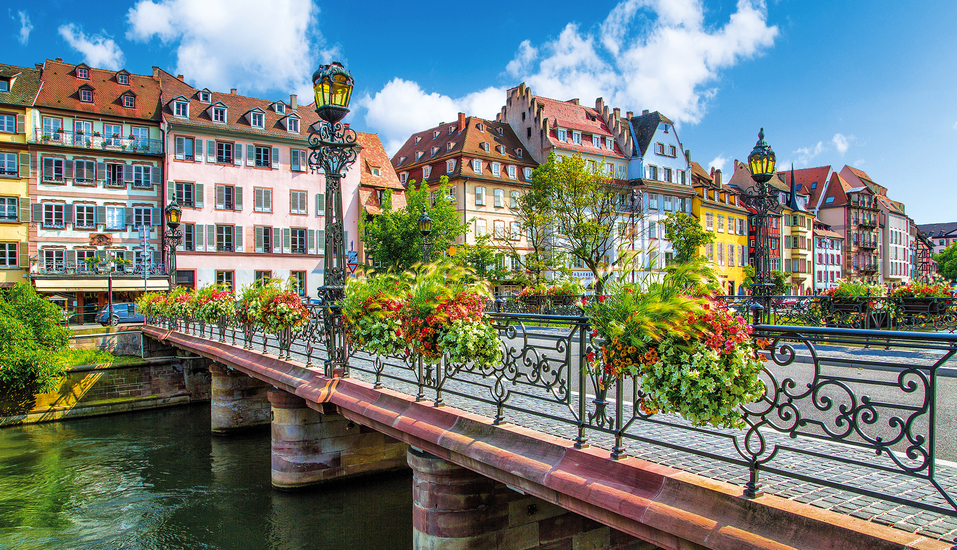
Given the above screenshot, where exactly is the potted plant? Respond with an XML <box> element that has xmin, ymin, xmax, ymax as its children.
<box><xmin>890</xmin><ymin>278</ymin><xmax>952</xmax><ymax>316</ymax></box>
<box><xmin>195</xmin><ymin>283</ymin><xmax>235</xmax><ymax>340</ymax></box>
<box><xmin>164</xmin><ymin>287</ymin><xmax>195</xmax><ymax>329</ymax></box>
<box><xmin>137</xmin><ymin>291</ymin><xmax>168</xmax><ymax>322</ymax></box>
<box><xmin>517</xmin><ymin>278</ymin><xmax>585</xmax><ymax>308</ymax></box>
<box><xmin>341</xmin><ymin>271</ymin><xmax>407</xmax><ymax>356</ymax></box>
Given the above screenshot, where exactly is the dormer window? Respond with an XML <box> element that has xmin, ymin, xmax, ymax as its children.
<box><xmin>448</xmin><ymin>126</ymin><xmax>455</xmax><ymax>135</ymax></box>
<box><xmin>250</xmin><ymin>111</ymin><xmax>264</xmax><ymax>128</ymax></box>
<box><xmin>606</xmin><ymin>137</ymin><xmax>614</xmax><ymax>150</ymax></box>
<box><xmin>116</xmin><ymin>73</ymin><xmax>129</xmax><ymax>85</ymax></box>
<box><xmin>212</xmin><ymin>106</ymin><xmax>227</xmax><ymax>123</ymax></box>
<box><xmin>423</xmin><ymin>166</ymin><xmax>432</xmax><ymax>179</ymax></box>
<box><xmin>481</xmin><ymin>142</ymin><xmax>489</xmax><ymax>152</ymax></box>
<box><xmin>496</xmin><ymin>127</ymin><xmax>503</xmax><ymax>136</ymax></box>
<box><xmin>592</xmin><ymin>136</ymin><xmax>600</xmax><ymax>148</ymax></box>
<box><xmin>79</xmin><ymin>88</ymin><xmax>93</xmax><ymax>103</ymax></box>
<box><xmin>556</xmin><ymin>129</ymin><xmax>566</xmax><ymax>141</ymax></box>
<box><xmin>523</xmin><ymin>167</ymin><xmax>533</xmax><ymax>180</ymax></box>
<box><xmin>477</xmin><ymin>123</ymin><xmax>485</xmax><ymax>132</ymax></box>
<box><xmin>433</xmin><ymin>130</ymin><xmax>440</xmax><ymax>139</ymax></box>
<box><xmin>287</xmin><ymin>117</ymin><xmax>299</xmax><ymax>133</ymax></box>
<box><xmin>431</xmin><ymin>147</ymin><xmax>439</xmax><ymax>157</ymax></box>
<box><xmin>275</xmin><ymin>102</ymin><xmax>285</xmax><ymax>114</ymax></box>
<box><xmin>446</xmin><ymin>142</ymin><xmax>454</xmax><ymax>151</ymax></box>
<box><xmin>371</xmin><ymin>167</ymin><xmax>380</xmax><ymax>176</ymax></box>
<box><xmin>0</xmin><ymin>79</ymin><xmax>8</xmax><ymax>92</ymax></box>
<box><xmin>76</xmin><ymin>67</ymin><xmax>89</xmax><ymax>79</ymax></box>
<box><xmin>414</xmin><ymin>136</ymin><xmax>421</xmax><ymax>144</ymax></box>
<box><xmin>122</xmin><ymin>95</ymin><xmax>135</xmax><ymax>108</ymax></box>
<box><xmin>516</xmin><ymin>148</ymin><xmax>523</xmax><ymax>159</ymax></box>
<box><xmin>415</xmin><ymin>151</ymin><xmax>423</xmax><ymax>161</ymax></box>
<box><xmin>174</xmin><ymin>100</ymin><xmax>189</xmax><ymax>118</ymax></box>
<box><xmin>199</xmin><ymin>90</ymin><xmax>211</xmax><ymax>103</ymax></box>
<box><xmin>572</xmin><ymin>131</ymin><xmax>582</xmax><ymax>145</ymax></box>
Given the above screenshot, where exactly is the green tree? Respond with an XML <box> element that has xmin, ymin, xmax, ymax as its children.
<box><xmin>742</xmin><ymin>265</ymin><xmax>792</xmax><ymax>295</ymax></box>
<box><xmin>505</xmin><ymin>181</ymin><xmax>568</xmax><ymax>285</ymax></box>
<box><xmin>934</xmin><ymin>243</ymin><xmax>957</xmax><ymax>281</ymax></box>
<box><xmin>662</xmin><ymin>211</ymin><xmax>715</xmax><ymax>264</ymax></box>
<box><xmin>360</xmin><ymin>176</ymin><xmax>470</xmax><ymax>270</ymax></box>
<box><xmin>533</xmin><ymin>153</ymin><xmax>629</xmax><ymax>294</ymax></box>
<box><xmin>0</xmin><ymin>282</ymin><xmax>69</xmax><ymax>393</ymax></box>
<box><xmin>453</xmin><ymin>234</ymin><xmax>512</xmax><ymax>282</ymax></box>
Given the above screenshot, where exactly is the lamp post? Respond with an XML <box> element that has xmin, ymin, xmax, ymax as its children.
<box><xmin>629</xmin><ymin>188</ymin><xmax>639</xmax><ymax>285</ymax></box>
<box><xmin>741</xmin><ymin>128</ymin><xmax>777</xmax><ymax>326</ymax></box>
<box><xmin>163</xmin><ymin>200</ymin><xmax>183</xmax><ymax>285</ymax></box>
<box><xmin>307</xmin><ymin>61</ymin><xmax>358</xmax><ymax>378</ymax></box>
<box><xmin>418</xmin><ymin>207</ymin><xmax>432</xmax><ymax>263</ymax></box>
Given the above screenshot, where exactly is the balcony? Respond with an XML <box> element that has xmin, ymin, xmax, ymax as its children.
<box><xmin>858</xmin><ymin>239</ymin><xmax>878</xmax><ymax>250</ymax></box>
<box><xmin>32</xmin><ymin>261</ymin><xmax>167</xmax><ymax>277</ymax></box>
<box><xmin>32</xmin><ymin>129</ymin><xmax>163</xmax><ymax>156</ymax></box>
<box><xmin>859</xmin><ymin>219</ymin><xmax>878</xmax><ymax>229</ymax></box>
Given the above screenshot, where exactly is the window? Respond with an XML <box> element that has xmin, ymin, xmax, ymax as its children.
<box><xmin>717</xmin><ymin>215</ymin><xmax>725</xmax><ymax>233</ymax></box>
<box><xmin>649</xmin><ymin>194</ymin><xmax>659</xmax><ymax>210</ymax></box>
<box><xmin>0</xmin><ymin>80</ymin><xmax>8</xmax><ymax>93</ymax></box>
<box><xmin>212</xmin><ymin>106</ymin><xmax>226</xmax><ymax>123</ymax></box>
<box><xmin>255</xmin><ymin>226</ymin><xmax>273</xmax><ymax>253</ymax></box>
<box><xmin>669</xmin><ymin>145</ymin><xmax>677</xmax><ymax>157</ymax></box>
<box><xmin>254</xmin><ymin>188</ymin><xmax>272</xmax><ymax>212</ymax></box>
<box><xmin>287</xmin><ymin>117</ymin><xmax>299</xmax><ymax>133</ymax></box>
<box><xmin>199</xmin><ymin>90</ymin><xmax>211</xmax><ymax>103</ymax></box>
<box><xmin>0</xmin><ymin>115</ymin><xmax>13</xmax><ymax>134</ymax></box>
<box><xmin>41</xmin><ymin>249</ymin><xmax>64</xmax><ymax>271</ymax></box>
<box><xmin>216</xmin><ymin>225</ymin><xmax>234</xmax><ymax>251</ymax></box>
<box><xmin>423</xmin><ymin>165</ymin><xmax>432</xmax><ymax>179</ymax></box>
<box><xmin>275</xmin><ymin>102</ymin><xmax>286</xmax><ymax>114</ymax></box>
<box><xmin>662</xmin><ymin>168</ymin><xmax>672</xmax><ymax>183</ymax></box>
<box><xmin>216</xmin><ymin>184</ymin><xmax>235</xmax><ymax>210</ymax></box>
<box><xmin>123</xmin><ymin>95</ymin><xmax>135</xmax><ymax>108</ymax></box>
<box><xmin>104</xmin><ymin>163</ymin><xmax>124</xmax><ymax>187</ymax></box>
<box><xmin>446</xmin><ymin>160</ymin><xmax>455</xmax><ymax>174</ymax></box>
<box><xmin>400</xmin><ymin>172</ymin><xmax>408</xmax><ymax>184</ymax></box>
<box><xmin>472</xmin><ymin>159</ymin><xmax>482</xmax><ymax>174</ymax></box>
<box><xmin>572</xmin><ymin>131</ymin><xmax>582</xmax><ymax>145</ymax></box>
<box><xmin>717</xmin><ymin>245</ymin><xmax>724</xmax><ymax>265</ymax></box>
<box><xmin>291</xmin><ymin>271</ymin><xmax>307</xmax><ymax>296</ymax></box>
<box><xmin>290</xmin><ymin>149</ymin><xmax>307</xmax><ymax>172</ymax></box>
<box><xmin>130</xmin><ymin>127</ymin><xmax>149</xmax><ymax>147</ymax></box>
<box><xmin>523</xmin><ymin>167</ymin><xmax>533</xmax><ymax>180</ymax></box>
<box><xmin>0</xmin><ymin>153</ymin><xmax>16</xmax><ymax>176</ymax></box>
<box><xmin>678</xmin><ymin>170</ymin><xmax>686</xmax><ymax>185</ymax></box>
<box><xmin>0</xmin><ymin>243</ymin><xmax>16</xmax><ymax>267</ymax></box>
<box><xmin>105</xmin><ymin>206</ymin><xmax>125</xmax><ymax>230</ymax></box>
<box><xmin>648</xmin><ymin>165</ymin><xmax>658</xmax><ymax>180</ymax></box>
<box><xmin>649</xmin><ymin>220</ymin><xmax>657</xmax><ymax>239</ymax></box>
<box><xmin>706</xmin><ymin>213</ymin><xmax>714</xmax><ymax>231</ymax></box>
<box><xmin>510</xmin><ymin>221</ymin><xmax>521</xmax><ymax>240</ymax></box>
<box><xmin>506</xmin><ymin>165</ymin><xmax>517</xmax><ymax>180</ymax></box>
<box><xmin>475</xmin><ymin>186</ymin><xmax>485</xmax><ymax>206</ymax></box>
<box><xmin>510</xmin><ymin>191</ymin><xmax>520</xmax><ymax>209</ymax></box>
<box><xmin>216</xmin><ymin>142</ymin><xmax>233</xmax><ymax>163</ymax></box>
<box><xmin>663</xmin><ymin>196</ymin><xmax>673</xmax><ymax>212</ymax></box>
<box><xmin>655</xmin><ymin>143</ymin><xmax>664</xmax><ymax>155</ymax></box>
<box><xmin>79</xmin><ymin>89</ymin><xmax>93</xmax><ymax>103</ymax></box>
<box><xmin>175</xmin><ymin>136</ymin><xmax>195</xmax><ymax>161</ymax></box>
<box><xmin>42</xmin><ymin>117</ymin><xmax>62</xmax><ymax>139</ymax></box>
<box><xmin>250</xmin><ymin>112</ymin><xmax>264</xmax><ymax>128</ymax></box>
<box><xmin>290</xmin><ymin>190</ymin><xmax>307</xmax><ymax>215</ymax></box>
<box><xmin>133</xmin><ymin>206</ymin><xmax>152</xmax><ymax>228</ymax></box>
<box><xmin>42</xmin><ymin>157</ymin><xmax>65</xmax><ymax>182</ymax></box>
<box><xmin>0</xmin><ymin>197</ymin><xmax>16</xmax><ymax>220</ymax></box>
<box><xmin>255</xmin><ymin>270</ymin><xmax>271</xmax><ymax>281</ymax></box>
<box><xmin>493</xmin><ymin>220</ymin><xmax>506</xmax><ymax>239</ymax></box>
<box><xmin>255</xmin><ymin>146</ymin><xmax>271</xmax><ymax>167</ymax></box>
<box><xmin>556</xmin><ymin>129</ymin><xmax>566</xmax><ymax>142</ymax></box>
<box><xmin>43</xmin><ymin>203</ymin><xmax>65</xmax><ymax>228</ymax></box>
<box><xmin>291</xmin><ymin>229</ymin><xmax>306</xmax><ymax>254</ymax></box>
<box><xmin>494</xmin><ymin>189</ymin><xmax>504</xmax><ymax>207</ymax></box>
<box><xmin>216</xmin><ymin>270</ymin><xmax>234</xmax><ymax>289</ymax></box>
<box><xmin>174</xmin><ymin>101</ymin><xmax>188</xmax><ymax>118</ymax></box>
<box><xmin>592</xmin><ymin>135</ymin><xmax>601</xmax><ymax>148</ymax></box>
<box><xmin>132</xmin><ymin>165</ymin><xmax>153</xmax><ymax>188</ymax></box>
<box><xmin>175</xmin><ymin>182</ymin><xmax>194</xmax><ymax>207</ymax></box>
<box><xmin>491</xmin><ymin>163</ymin><xmax>501</xmax><ymax>177</ymax></box>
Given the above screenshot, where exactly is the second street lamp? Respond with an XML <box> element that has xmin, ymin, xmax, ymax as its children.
<box><xmin>418</xmin><ymin>207</ymin><xmax>433</xmax><ymax>263</ymax></box>
<box><xmin>163</xmin><ymin>200</ymin><xmax>183</xmax><ymax>283</ymax></box>
<box><xmin>741</xmin><ymin>128</ymin><xmax>777</xmax><ymax>325</ymax></box>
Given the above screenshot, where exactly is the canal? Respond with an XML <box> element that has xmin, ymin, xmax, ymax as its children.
<box><xmin>0</xmin><ymin>404</ymin><xmax>413</xmax><ymax>550</ymax></box>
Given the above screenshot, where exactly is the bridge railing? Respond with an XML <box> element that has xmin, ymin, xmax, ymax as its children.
<box><xmin>147</xmin><ymin>308</ymin><xmax>957</xmax><ymax>519</ymax></box>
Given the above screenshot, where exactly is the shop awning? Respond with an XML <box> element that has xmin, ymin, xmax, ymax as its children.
<box><xmin>32</xmin><ymin>278</ymin><xmax>170</xmax><ymax>292</ymax></box>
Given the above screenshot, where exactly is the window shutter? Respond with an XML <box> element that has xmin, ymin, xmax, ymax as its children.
<box><xmin>95</xmin><ymin>205</ymin><xmax>105</xmax><ymax>225</ymax></box>
<box><xmin>234</xmin><ymin>142</ymin><xmax>243</xmax><ymax>165</ymax></box>
<box><xmin>317</xmin><ymin>229</ymin><xmax>325</xmax><ymax>251</ymax></box>
<box><xmin>122</xmin><ymin>164</ymin><xmax>133</xmax><ymax>185</ymax></box>
<box><xmin>18</xmin><ymin>243</ymin><xmax>28</xmax><ymax>268</ymax></box>
<box><xmin>291</xmin><ymin>150</ymin><xmax>300</xmax><ymax>172</ymax></box>
<box><xmin>16</xmin><ymin>114</ymin><xmax>25</xmax><ymax>134</ymax></box>
<box><xmin>96</xmin><ymin>162</ymin><xmax>105</xmax><ymax>181</ymax></box>
<box><xmin>207</xmin><ymin>140</ymin><xmax>216</xmax><ymax>162</ymax></box>
<box><xmin>42</xmin><ymin>157</ymin><xmax>53</xmax><ymax>180</ymax></box>
<box><xmin>234</xmin><ymin>187</ymin><xmax>243</xmax><ymax>211</ymax></box>
<box><xmin>308</xmin><ymin>229</ymin><xmax>316</xmax><ymax>254</ymax></box>
<box><xmin>273</xmin><ymin>227</ymin><xmax>281</xmax><ymax>253</ymax></box>
<box><xmin>271</xmin><ymin>147</ymin><xmax>280</xmax><ymax>169</ymax></box>
<box><xmin>282</xmin><ymin>228</ymin><xmax>291</xmax><ymax>253</ymax></box>
<box><xmin>66</xmin><ymin>249</ymin><xmax>76</xmax><ymax>267</ymax></box>
<box><xmin>255</xmin><ymin>227</ymin><xmax>264</xmax><ymax>253</ymax></box>
<box><xmin>316</xmin><ymin>193</ymin><xmax>325</xmax><ymax>215</ymax></box>
<box><xmin>246</xmin><ymin>144</ymin><xmax>255</xmax><ymax>166</ymax></box>
<box><xmin>18</xmin><ymin>153</ymin><xmax>29</xmax><ymax>178</ymax></box>
<box><xmin>150</xmin><ymin>167</ymin><xmax>160</xmax><ymax>186</ymax></box>
<box><xmin>264</xmin><ymin>189</ymin><xmax>272</xmax><ymax>212</ymax></box>
<box><xmin>195</xmin><ymin>139</ymin><xmax>204</xmax><ymax>161</ymax></box>
<box><xmin>152</xmin><ymin>250</ymin><xmax>162</xmax><ymax>267</ymax></box>
<box><xmin>167</xmin><ymin>181</ymin><xmax>175</xmax><ymax>203</ymax></box>
<box><xmin>207</xmin><ymin>225</ymin><xmax>216</xmax><ymax>251</ymax></box>
<box><xmin>195</xmin><ymin>224</ymin><xmax>205</xmax><ymax>251</ymax></box>
<box><xmin>151</xmin><ymin>208</ymin><xmax>161</xmax><ymax>226</ymax></box>
<box><xmin>19</xmin><ymin>197</ymin><xmax>29</xmax><ymax>222</ymax></box>
<box><xmin>235</xmin><ymin>226</ymin><xmax>243</xmax><ymax>252</ymax></box>
<box><xmin>175</xmin><ymin>137</ymin><xmax>185</xmax><ymax>160</ymax></box>
<box><xmin>216</xmin><ymin>185</ymin><xmax>225</xmax><ymax>209</ymax></box>
<box><xmin>195</xmin><ymin>183</ymin><xmax>204</xmax><ymax>208</ymax></box>
<box><xmin>64</xmin><ymin>204</ymin><xmax>74</xmax><ymax>224</ymax></box>
<box><xmin>125</xmin><ymin>207</ymin><xmax>134</xmax><ymax>227</ymax></box>
<box><xmin>64</xmin><ymin>160</ymin><xmax>73</xmax><ymax>180</ymax></box>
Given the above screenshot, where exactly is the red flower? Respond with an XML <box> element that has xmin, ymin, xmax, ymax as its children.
<box><xmin>598</xmin><ymin>294</ymin><xmax>606</xmax><ymax>303</ymax></box>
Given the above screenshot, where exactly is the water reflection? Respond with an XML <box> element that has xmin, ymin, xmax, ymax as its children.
<box><xmin>0</xmin><ymin>404</ymin><xmax>412</xmax><ymax>550</ymax></box>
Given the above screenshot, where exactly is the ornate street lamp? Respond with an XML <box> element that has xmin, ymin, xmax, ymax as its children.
<box><xmin>741</xmin><ymin>128</ymin><xmax>777</xmax><ymax>326</ymax></box>
<box><xmin>629</xmin><ymin>188</ymin><xmax>640</xmax><ymax>284</ymax></box>
<box><xmin>418</xmin><ymin>207</ymin><xmax>433</xmax><ymax>263</ymax></box>
<box><xmin>308</xmin><ymin>62</ymin><xmax>358</xmax><ymax>378</ymax></box>
<box><xmin>163</xmin><ymin>200</ymin><xmax>183</xmax><ymax>282</ymax></box>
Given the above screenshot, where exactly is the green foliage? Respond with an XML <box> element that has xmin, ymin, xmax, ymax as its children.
<box><xmin>56</xmin><ymin>349</ymin><xmax>146</xmax><ymax>367</ymax></box>
<box><xmin>361</xmin><ymin>176</ymin><xmax>470</xmax><ymax>270</ymax></box>
<box><xmin>662</xmin><ymin>212</ymin><xmax>715</xmax><ymax>264</ymax></box>
<box><xmin>505</xmin><ymin>179</ymin><xmax>567</xmax><ymax>285</ymax></box>
<box><xmin>934</xmin><ymin>243</ymin><xmax>957</xmax><ymax>281</ymax></box>
<box><xmin>819</xmin><ymin>278</ymin><xmax>885</xmax><ymax>297</ymax></box>
<box><xmin>0</xmin><ymin>282</ymin><xmax>69</xmax><ymax>392</ymax></box>
<box><xmin>452</xmin><ymin>234</ymin><xmax>513</xmax><ymax>282</ymax></box>
<box><xmin>742</xmin><ymin>265</ymin><xmax>792</xmax><ymax>295</ymax></box>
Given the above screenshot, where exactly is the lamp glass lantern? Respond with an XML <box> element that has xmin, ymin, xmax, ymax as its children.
<box><xmin>312</xmin><ymin>62</ymin><xmax>354</xmax><ymax>124</ymax></box>
<box><xmin>418</xmin><ymin>207</ymin><xmax>433</xmax><ymax>237</ymax></box>
<box><xmin>748</xmin><ymin>128</ymin><xmax>776</xmax><ymax>184</ymax></box>
<box><xmin>164</xmin><ymin>200</ymin><xmax>182</xmax><ymax>230</ymax></box>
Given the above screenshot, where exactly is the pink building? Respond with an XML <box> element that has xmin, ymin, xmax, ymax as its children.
<box><xmin>158</xmin><ymin>70</ymin><xmax>362</xmax><ymax>298</ymax></box>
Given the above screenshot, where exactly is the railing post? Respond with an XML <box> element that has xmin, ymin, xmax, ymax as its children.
<box><xmin>574</xmin><ymin>321</ymin><xmax>588</xmax><ymax>449</ymax></box>
<box><xmin>415</xmin><ymin>354</ymin><xmax>426</xmax><ymax>402</ymax></box>
<box><xmin>611</xmin><ymin>375</ymin><xmax>626</xmax><ymax>459</ymax></box>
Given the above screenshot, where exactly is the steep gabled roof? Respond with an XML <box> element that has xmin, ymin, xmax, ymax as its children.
<box><xmin>35</xmin><ymin>59</ymin><xmax>161</xmax><ymax>120</ymax></box>
<box><xmin>532</xmin><ymin>96</ymin><xmax>625</xmax><ymax>158</ymax></box>
<box><xmin>689</xmin><ymin>161</ymin><xmax>713</xmax><ymax>185</ymax></box>
<box><xmin>629</xmin><ymin>111</ymin><xmax>674</xmax><ymax>157</ymax></box>
<box><xmin>0</xmin><ymin>63</ymin><xmax>41</xmax><ymax>107</ymax></box>
<box><xmin>917</xmin><ymin>222</ymin><xmax>957</xmax><ymax>238</ymax></box>
<box><xmin>776</xmin><ymin>165</ymin><xmax>830</xmax><ymax>209</ymax></box>
<box><xmin>356</xmin><ymin>132</ymin><xmax>403</xmax><ymax>191</ymax></box>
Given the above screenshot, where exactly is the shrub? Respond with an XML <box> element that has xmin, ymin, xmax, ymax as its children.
<box><xmin>0</xmin><ymin>283</ymin><xmax>69</xmax><ymax>392</ymax></box>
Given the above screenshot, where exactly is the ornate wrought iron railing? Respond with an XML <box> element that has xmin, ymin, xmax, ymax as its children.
<box><xmin>31</xmin><ymin>129</ymin><xmax>164</xmax><ymax>155</ymax></box>
<box><xmin>146</xmin><ymin>308</ymin><xmax>957</xmax><ymax>521</ymax></box>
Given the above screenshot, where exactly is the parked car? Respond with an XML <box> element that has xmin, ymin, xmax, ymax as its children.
<box><xmin>95</xmin><ymin>303</ymin><xmax>144</xmax><ymax>326</ymax></box>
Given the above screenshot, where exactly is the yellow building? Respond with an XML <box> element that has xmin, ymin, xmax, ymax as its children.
<box><xmin>691</xmin><ymin>162</ymin><xmax>749</xmax><ymax>295</ymax></box>
<box><xmin>0</xmin><ymin>64</ymin><xmax>39</xmax><ymax>286</ymax></box>
<box><xmin>774</xmin><ymin>172</ymin><xmax>815</xmax><ymax>295</ymax></box>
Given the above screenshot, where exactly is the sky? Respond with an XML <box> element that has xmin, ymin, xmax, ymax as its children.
<box><xmin>3</xmin><ymin>0</ymin><xmax>957</xmax><ymax>223</ymax></box>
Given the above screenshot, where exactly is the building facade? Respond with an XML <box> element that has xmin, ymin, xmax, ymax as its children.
<box><xmin>815</xmin><ymin>171</ymin><xmax>881</xmax><ymax>283</ymax></box>
<box><xmin>690</xmin><ymin>162</ymin><xmax>748</xmax><ymax>295</ymax></box>
<box><xmin>813</xmin><ymin>222</ymin><xmax>844</xmax><ymax>292</ymax></box>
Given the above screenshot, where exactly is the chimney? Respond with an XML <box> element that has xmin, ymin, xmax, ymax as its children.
<box><xmin>177</xmin><ymin>75</ymin><xmax>184</xmax><ymax>81</ymax></box>
<box><xmin>290</xmin><ymin>94</ymin><xmax>297</xmax><ymax>110</ymax></box>
<box><xmin>626</xmin><ymin>111</ymin><xmax>633</xmax><ymax>119</ymax></box>
<box><xmin>568</xmin><ymin>98</ymin><xmax>579</xmax><ymax>105</ymax></box>
<box><xmin>714</xmin><ymin>169</ymin><xmax>723</xmax><ymax>186</ymax></box>
<box><xmin>642</xmin><ymin>109</ymin><xmax>649</xmax><ymax>115</ymax></box>
<box><xmin>55</xmin><ymin>57</ymin><xmax>63</xmax><ymax>63</ymax></box>
<box><xmin>457</xmin><ymin>112</ymin><xmax>466</xmax><ymax>133</ymax></box>
<box><xmin>230</xmin><ymin>88</ymin><xmax>237</xmax><ymax>95</ymax></box>
<box><xmin>35</xmin><ymin>63</ymin><xmax>43</xmax><ymax>70</ymax></box>
<box><xmin>613</xmin><ymin>108</ymin><xmax>620</xmax><ymax>120</ymax></box>
<box><xmin>685</xmin><ymin>149</ymin><xmax>691</xmax><ymax>163</ymax></box>
<box><xmin>152</xmin><ymin>66</ymin><xmax>160</xmax><ymax>79</ymax></box>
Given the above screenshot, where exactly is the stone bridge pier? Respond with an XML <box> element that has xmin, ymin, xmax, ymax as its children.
<box><xmin>208</xmin><ymin>363</ymin><xmax>271</xmax><ymax>434</ymax></box>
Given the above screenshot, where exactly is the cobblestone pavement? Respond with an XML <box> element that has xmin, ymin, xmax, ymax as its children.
<box><xmin>200</xmin><ymin>325</ymin><xmax>957</xmax><ymax>543</ymax></box>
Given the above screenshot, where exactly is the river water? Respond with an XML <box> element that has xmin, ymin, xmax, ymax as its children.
<box><xmin>0</xmin><ymin>404</ymin><xmax>413</xmax><ymax>550</ymax></box>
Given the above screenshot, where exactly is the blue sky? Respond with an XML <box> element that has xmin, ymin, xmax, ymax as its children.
<box><xmin>4</xmin><ymin>0</ymin><xmax>957</xmax><ymax>223</ymax></box>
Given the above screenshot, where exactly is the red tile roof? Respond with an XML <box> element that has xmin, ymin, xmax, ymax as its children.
<box><xmin>777</xmin><ymin>166</ymin><xmax>830</xmax><ymax>208</ymax></box>
<box><xmin>531</xmin><ymin>96</ymin><xmax>626</xmax><ymax>158</ymax></box>
<box><xmin>35</xmin><ymin>59</ymin><xmax>162</xmax><ymax>120</ymax></box>
<box><xmin>356</xmin><ymin>132</ymin><xmax>403</xmax><ymax>190</ymax></box>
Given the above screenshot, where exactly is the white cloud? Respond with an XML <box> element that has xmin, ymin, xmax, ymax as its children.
<box><xmin>832</xmin><ymin>133</ymin><xmax>853</xmax><ymax>155</ymax></box>
<box><xmin>853</xmin><ymin>159</ymin><xmax>865</xmax><ymax>167</ymax></box>
<box><xmin>17</xmin><ymin>11</ymin><xmax>33</xmax><ymax>45</ymax></box>
<box><xmin>58</xmin><ymin>24</ymin><xmax>124</xmax><ymax>70</ymax></box>
<box><xmin>126</xmin><ymin>0</ymin><xmax>329</xmax><ymax>100</ymax></box>
<box><xmin>791</xmin><ymin>141</ymin><xmax>825</xmax><ymax>167</ymax></box>
<box><xmin>708</xmin><ymin>155</ymin><xmax>728</xmax><ymax>175</ymax></box>
<box><xmin>359</xmin><ymin>79</ymin><xmax>505</xmax><ymax>154</ymax></box>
